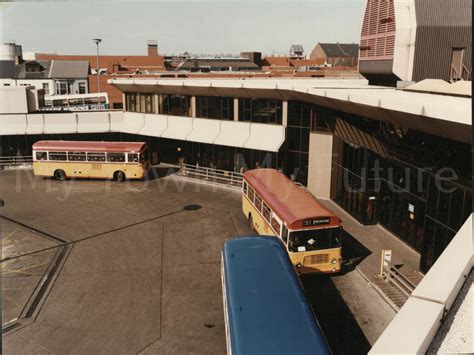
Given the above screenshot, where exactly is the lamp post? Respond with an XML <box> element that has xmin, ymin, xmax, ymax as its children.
<box><xmin>92</xmin><ymin>38</ymin><xmax>102</xmax><ymax>93</ymax></box>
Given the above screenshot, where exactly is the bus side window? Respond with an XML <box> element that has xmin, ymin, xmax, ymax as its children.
<box><xmin>107</xmin><ymin>153</ymin><xmax>125</xmax><ymax>162</ymax></box>
<box><xmin>35</xmin><ymin>151</ymin><xmax>48</xmax><ymax>160</ymax></box>
<box><xmin>271</xmin><ymin>216</ymin><xmax>281</xmax><ymax>235</ymax></box>
<box><xmin>243</xmin><ymin>181</ymin><xmax>248</xmax><ymax>195</ymax></box>
<box><xmin>128</xmin><ymin>153</ymin><xmax>139</xmax><ymax>163</ymax></box>
<box><xmin>262</xmin><ymin>203</ymin><xmax>271</xmax><ymax>221</ymax></box>
<box><xmin>87</xmin><ymin>153</ymin><xmax>106</xmax><ymax>162</ymax></box>
<box><xmin>49</xmin><ymin>151</ymin><xmax>67</xmax><ymax>161</ymax></box>
<box><xmin>68</xmin><ymin>152</ymin><xmax>86</xmax><ymax>161</ymax></box>
<box><xmin>282</xmin><ymin>225</ymin><xmax>288</xmax><ymax>244</ymax></box>
<box><xmin>255</xmin><ymin>195</ymin><xmax>262</xmax><ymax>211</ymax></box>
<box><xmin>248</xmin><ymin>187</ymin><xmax>255</xmax><ymax>202</ymax></box>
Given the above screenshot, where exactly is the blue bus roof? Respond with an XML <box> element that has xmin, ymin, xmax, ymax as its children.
<box><xmin>222</xmin><ymin>237</ymin><xmax>331</xmax><ymax>355</ymax></box>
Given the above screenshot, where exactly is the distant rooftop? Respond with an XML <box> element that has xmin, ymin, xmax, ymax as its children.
<box><xmin>318</xmin><ymin>43</ymin><xmax>359</xmax><ymax>57</ymax></box>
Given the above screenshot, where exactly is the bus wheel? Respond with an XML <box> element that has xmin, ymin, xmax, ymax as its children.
<box><xmin>54</xmin><ymin>169</ymin><xmax>66</xmax><ymax>181</ymax></box>
<box><xmin>249</xmin><ymin>214</ymin><xmax>255</xmax><ymax>232</ymax></box>
<box><xmin>115</xmin><ymin>171</ymin><xmax>126</xmax><ymax>182</ymax></box>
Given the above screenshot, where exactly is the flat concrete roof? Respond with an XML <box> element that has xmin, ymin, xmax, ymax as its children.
<box><xmin>109</xmin><ymin>78</ymin><xmax>471</xmax><ymax>143</ymax></box>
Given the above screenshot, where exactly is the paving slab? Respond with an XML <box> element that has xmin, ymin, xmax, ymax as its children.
<box><xmin>2</xmin><ymin>250</ymin><xmax>56</xmax><ymax>324</ymax></box>
<box><xmin>319</xmin><ymin>199</ymin><xmax>421</xmax><ymax>279</ymax></box>
<box><xmin>1</xmin><ymin>169</ymin><xmax>399</xmax><ymax>354</ymax></box>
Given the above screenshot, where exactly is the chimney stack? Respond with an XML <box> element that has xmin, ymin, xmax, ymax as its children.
<box><xmin>147</xmin><ymin>40</ymin><xmax>158</xmax><ymax>57</ymax></box>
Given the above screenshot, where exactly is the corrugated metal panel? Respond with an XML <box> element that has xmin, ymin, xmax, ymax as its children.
<box><xmin>360</xmin><ymin>0</ymin><xmax>396</xmax><ymax>61</ymax></box>
<box><xmin>412</xmin><ymin>0</ymin><xmax>472</xmax><ymax>82</ymax></box>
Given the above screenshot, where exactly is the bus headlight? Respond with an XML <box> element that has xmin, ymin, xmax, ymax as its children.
<box><xmin>296</xmin><ymin>263</ymin><xmax>303</xmax><ymax>268</ymax></box>
<box><xmin>331</xmin><ymin>258</ymin><xmax>337</xmax><ymax>264</ymax></box>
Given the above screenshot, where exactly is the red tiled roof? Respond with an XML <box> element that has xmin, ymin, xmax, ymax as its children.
<box><xmin>35</xmin><ymin>54</ymin><xmax>165</xmax><ymax>73</ymax></box>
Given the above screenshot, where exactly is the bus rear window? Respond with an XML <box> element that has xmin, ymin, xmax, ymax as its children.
<box><xmin>49</xmin><ymin>152</ymin><xmax>67</xmax><ymax>161</ymax></box>
<box><xmin>68</xmin><ymin>152</ymin><xmax>86</xmax><ymax>161</ymax></box>
<box><xmin>35</xmin><ymin>151</ymin><xmax>48</xmax><ymax>160</ymax></box>
<box><xmin>107</xmin><ymin>153</ymin><xmax>125</xmax><ymax>162</ymax></box>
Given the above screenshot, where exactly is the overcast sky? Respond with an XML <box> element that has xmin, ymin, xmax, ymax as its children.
<box><xmin>1</xmin><ymin>1</ymin><xmax>365</xmax><ymax>56</ymax></box>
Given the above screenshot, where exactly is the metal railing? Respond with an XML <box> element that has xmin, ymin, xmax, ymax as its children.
<box><xmin>179</xmin><ymin>163</ymin><xmax>243</xmax><ymax>189</ymax></box>
<box><xmin>0</xmin><ymin>156</ymin><xmax>33</xmax><ymax>168</ymax></box>
<box><xmin>383</xmin><ymin>262</ymin><xmax>416</xmax><ymax>298</ymax></box>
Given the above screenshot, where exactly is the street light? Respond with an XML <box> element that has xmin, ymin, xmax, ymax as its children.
<box><xmin>93</xmin><ymin>38</ymin><xmax>102</xmax><ymax>93</ymax></box>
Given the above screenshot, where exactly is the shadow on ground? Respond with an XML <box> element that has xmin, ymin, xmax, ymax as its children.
<box><xmin>339</xmin><ymin>229</ymin><xmax>372</xmax><ymax>274</ymax></box>
<box><xmin>145</xmin><ymin>166</ymin><xmax>178</xmax><ymax>181</ymax></box>
<box><xmin>302</xmin><ymin>275</ymin><xmax>372</xmax><ymax>355</ymax></box>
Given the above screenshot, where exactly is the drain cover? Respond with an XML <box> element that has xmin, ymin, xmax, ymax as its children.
<box><xmin>183</xmin><ymin>204</ymin><xmax>202</xmax><ymax>211</ymax></box>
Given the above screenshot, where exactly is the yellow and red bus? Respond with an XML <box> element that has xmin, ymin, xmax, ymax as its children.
<box><xmin>242</xmin><ymin>169</ymin><xmax>343</xmax><ymax>274</ymax></box>
<box><xmin>32</xmin><ymin>140</ymin><xmax>149</xmax><ymax>181</ymax></box>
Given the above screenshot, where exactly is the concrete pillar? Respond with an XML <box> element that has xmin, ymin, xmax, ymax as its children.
<box><xmin>158</xmin><ymin>94</ymin><xmax>163</xmax><ymax>114</ymax></box>
<box><xmin>233</xmin><ymin>97</ymin><xmax>239</xmax><ymax>121</ymax></box>
<box><xmin>282</xmin><ymin>100</ymin><xmax>288</xmax><ymax>126</ymax></box>
<box><xmin>307</xmin><ymin>131</ymin><xmax>334</xmax><ymax>199</ymax></box>
<box><xmin>122</xmin><ymin>93</ymin><xmax>126</xmax><ymax>111</ymax></box>
<box><xmin>191</xmin><ymin>96</ymin><xmax>196</xmax><ymax>118</ymax></box>
<box><xmin>154</xmin><ymin>94</ymin><xmax>159</xmax><ymax>114</ymax></box>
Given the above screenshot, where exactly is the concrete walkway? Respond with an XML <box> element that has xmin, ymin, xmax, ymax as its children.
<box><xmin>319</xmin><ymin>199</ymin><xmax>422</xmax><ymax>283</ymax></box>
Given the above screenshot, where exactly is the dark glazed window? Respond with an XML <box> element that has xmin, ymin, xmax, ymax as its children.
<box><xmin>255</xmin><ymin>195</ymin><xmax>262</xmax><ymax>211</ymax></box>
<box><xmin>107</xmin><ymin>153</ymin><xmax>126</xmax><ymax>162</ymax></box>
<box><xmin>262</xmin><ymin>203</ymin><xmax>271</xmax><ymax>221</ymax></box>
<box><xmin>87</xmin><ymin>153</ymin><xmax>106</xmax><ymax>162</ymax></box>
<box><xmin>196</xmin><ymin>96</ymin><xmax>233</xmax><ymax>120</ymax></box>
<box><xmin>49</xmin><ymin>152</ymin><xmax>67</xmax><ymax>161</ymax></box>
<box><xmin>128</xmin><ymin>153</ymin><xmax>139</xmax><ymax>163</ymax></box>
<box><xmin>238</xmin><ymin>98</ymin><xmax>282</xmax><ymax>124</ymax></box>
<box><xmin>161</xmin><ymin>94</ymin><xmax>190</xmax><ymax>116</ymax></box>
<box><xmin>271</xmin><ymin>217</ymin><xmax>281</xmax><ymax>235</ymax></box>
<box><xmin>35</xmin><ymin>151</ymin><xmax>47</xmax><ymax>160</ymax></box>
<box><xmin>68</xmin><ymin>152</ymin><xmax>86</xmax><ymax>161</ymax></box>
<box><xmin>248</xmin><ymin>187</ymin><xmax>255</xmax><ymax>202</ymax></box>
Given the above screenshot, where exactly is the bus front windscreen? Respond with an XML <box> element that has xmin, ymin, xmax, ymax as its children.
<box><xmin>288</xmin><ymin>227</ymin><xmax>342</xmax><ymax>252</ymax></box>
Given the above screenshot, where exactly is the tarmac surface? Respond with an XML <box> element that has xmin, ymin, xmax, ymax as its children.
<box><xmin>1</xmin><ymin>167</ymin><xmax>395</xmax><ymax>354</ymax></box>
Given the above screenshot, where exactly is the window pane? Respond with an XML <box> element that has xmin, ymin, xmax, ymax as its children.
<box><xmin>35</xmin><ymin>151</ymin><xmax>47</xmax><ymax>160</ymax></box>
<box><xmin>248</xmin><ymin>187</ymin><xmax>255</xmax><ymax>202</ymax></box>
<box><xmin>87</xmin><ymin>153</ymin><xmax>106</xmax><ymax>162</ymax></box>
<box><xmin>271</xmin><ymin>217</ymin><xmax>281</xmax><ymax>235</ymax></box>
<box><xmin>262</xmin><ymin>203</ymin><xmax>271</xmax><ymax>221</ymax></box>
<box><xmin>107</xmin><ymin>153</ymin><xmax>125</xmax><ymax>162</ymax></box>
<box><xmin>68</xmin><ymin>152</ymin><xmax>87</xmax><ymax>161</ymax></box>
<box><xmin>128</xmin><ymin>153</ymin><xmax>139</xmax><ymax>162</ymax></box>
<box><xmin>49</xmin><ymin>152</ymin><xmax>67</xmax><ymax>161</ymax></box>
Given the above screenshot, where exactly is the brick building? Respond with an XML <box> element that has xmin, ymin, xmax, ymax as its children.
<box><xmin>36</xmin><ymin>42</ymin><xmax>165</xmax><ymax>109</ymax></box>
<box><xmin>310</xmin><ymin>43</ymin><xmax>359</xmax><ymax>67</ymax></box>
